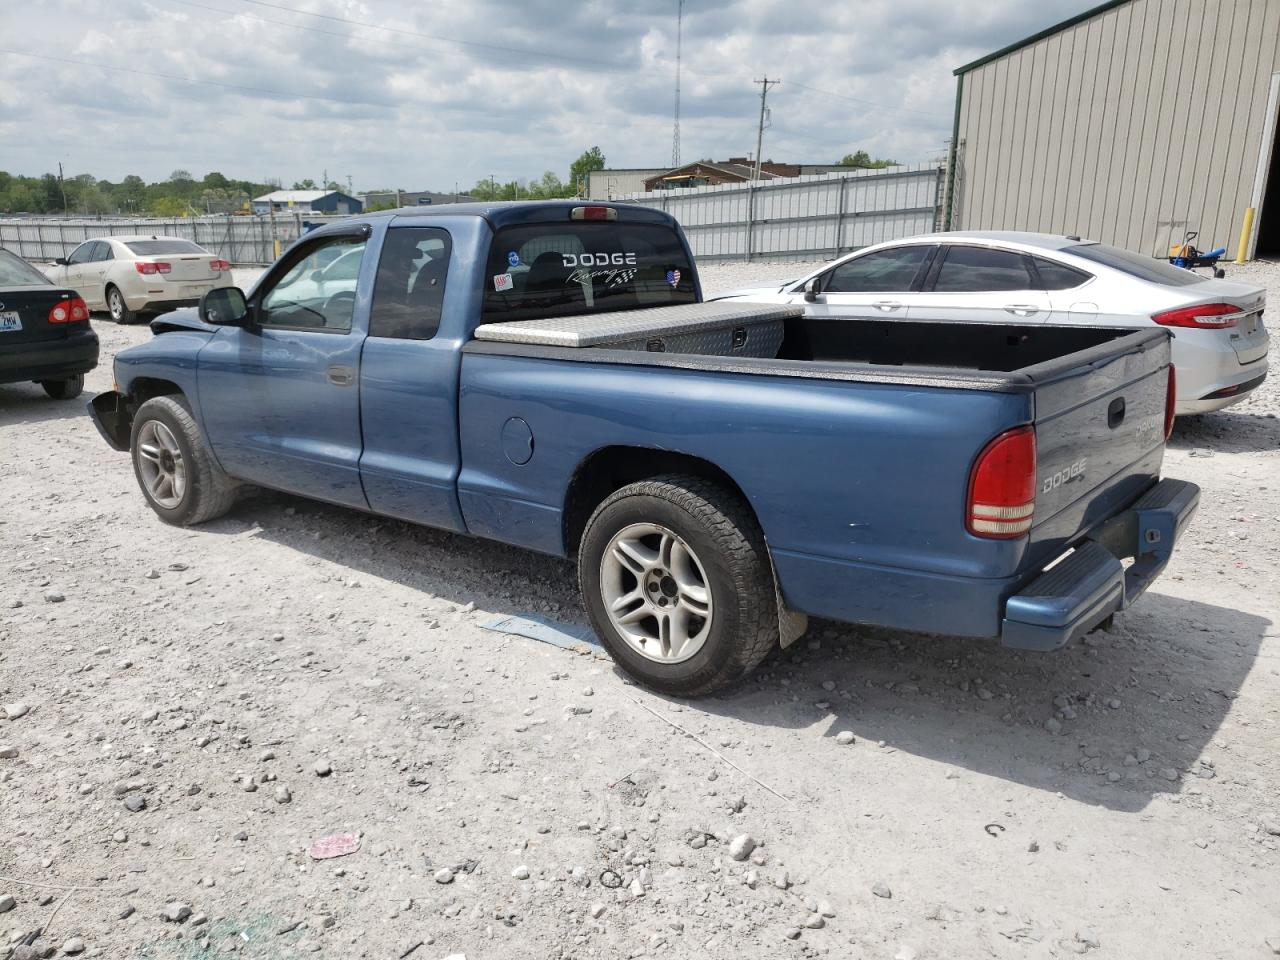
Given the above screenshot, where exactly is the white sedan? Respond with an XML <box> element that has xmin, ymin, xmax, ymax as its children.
<box><xmin>45</xmin><ymin>236</ymin><xmax>232</xmax><ymax>324</ymax></box>
<box><xmin>717</xmin><ymin>231</ymin><xmax>1269</xmax><ymax>415</ymax></box>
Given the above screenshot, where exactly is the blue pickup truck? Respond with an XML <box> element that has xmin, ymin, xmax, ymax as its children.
<box><xmin>88</xmin><ymin>201</ymin><xmax>1198</xmax><ymax>695</ymax></box>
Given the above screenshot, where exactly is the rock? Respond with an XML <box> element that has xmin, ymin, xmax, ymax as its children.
<box><xmin>1264</xmin><ymin>935</ymin><xmax>1280</xmax><ymax>955</ymax></box>
<box><xmin>821</xmin><ymin>680</ymin><xmax>836</xmax><ymax>692</ymax></box>
<box><xmin>895</xmin><ymin>947</ymin><xmax>918</xmax><ymax>960</ymax></box>
<box><xmin>783</xmin><ymin>928</ymin><xmax>801</xmax><ymax>940</ymax></box>
<box><xmin>801</xmin><ymin>913</ymin><xmax>824</xmax><ymax>929</ymax></box>
<box><xmin>434</xmin><ymin>868</ymin><xmax>455</xmax><ymax>884</ymax></box>
<box><xmin>1159</xmin><ymin>768</ymin><xmax>1179</xmax><ymax>782</ymax></box>
<box><xmin>835</xmin><ymin>731</ymin><xmax>855</xmax><ymax>745</ymax></box>
<box><xmin>313</xmin><ymin>760</ymin><xmax>333</xmax><ymax>777</ymax></box>
<box><xmin>0</xmin><ymin>745</ymin><xmax>18</xmax><ymax>759</ymax></box>
<box><xmin>1107</xmin><ymin>699</ymin><xmax>1121</xmax><ymax>710</ymax></box>
<box><xmin>61</xmin><ymin>938</ymin><xmax>85</xmax><ymax>955</ymax></box>
<box><xmin>190</xmin><ymin>913</ymin><xmax>208</xmax><ymax>926</ymax></box>
<box><xmin>590</xmin><ymin>902</ymin><xmax>606</xmax><ymax>919</ymax></box>
<box><xmin>112</xmin><ymin>830</ymin><xmax>127</xmax><ymax>844</ymax></box>
<box><xmin>122</xmin><ymin>795</ymin><xmax>147</xmax><ymax>813</ymax></box>
<box><xmin>1028</xmin><ymin>840</ymin><xmax>1039</xmax><ymax>853</ymax></box>
<box><xmin>4</xmin><ymin>703</ymin><xmax>30</xmax><ymax>720</ymax></box>
<box><xmin>44</xmin><ymin>592</ymin><xmax>65</xmax><ymax>603</ymax></box>
<box><xmin>512</xmin><ymin>865</ymin><xmax>530</xmax><ymax>880</ymax></box>
<box><xmin>1044</xmin><ymin>717</ymin><xmax>1062</xmax><ymax>734</ymax></box>
<box><xmin>274</xmin><ymin>786</ymin><xmax>292</xmax><ymax>804</ymax></box>
<box><xmin>145</xmin><ymin>569</ymin><xmax>160</xmax><ymax>579</ymax></box>
<box><xmin>728</xmin><ymin>834</ymin><xmax>757</xmax><ymax>861</ymax></box>
<box><xmin>773</xmin><ymin>871</ymin><xmax>790</xmax><ymax>890</ymax></box>
<box><xmin>242</xmin><ymin>776</ymin><xmax>258</xmax><ymax>793</ymax></box>
<box><xmin>0</xmin><ymin>894</ymin><xmax>16</xmax><ymax>913</ymax></box>
<box><xmin>976</xmin><ymin>687</ymin><xmax>994</xmax><ymax>701</ymax></box>
<box><xmin>818</xmin><ymin>900</ymin><xmax>835</xmax><ymax>917</ymax></box>
<box><xmin>162</xmin><ymin>902</ymin><xmax>192</xmax><ymax>923</ymax></box>
<box><xmin>872</xmin><ymin>882</ymin><xmax>892</xmax><ymax>899</ymax></box>
<box><xmin>118</xmin><ymin>905</ymin><xmax>136</xmax><ymax>920</ymax></box>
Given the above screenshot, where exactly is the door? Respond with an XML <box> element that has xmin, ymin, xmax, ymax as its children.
<box><xmin>82</xmin><ymin>241</ymin><xmax>113</xmax><ymax>307</ymax></box>
<box><xmin>51</xmin><ymin>241</ymin><xmax>97</xmax><ymax>297</ymax></box>
<box><xmin>196</xmin><ymin>229</ymin><xmax>371</xmax><ymax>508</ymax></box>
<box><xmin>357</xmin><ymin>225</ymin><xmax>466</xmax><ymax>531</ymax></box>
<box><xmin>804</xmin><ymin>244</ymin><xmax>935</xmax><ymax>320</ymax></box>
<box><xmin>907</xmin><ymin>244</ymin><xmax>1051</xmax><ymax>324</ymax></box>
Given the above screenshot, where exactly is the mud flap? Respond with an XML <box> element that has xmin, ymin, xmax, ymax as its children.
<box><xmin>769</xmin><ymin>551</ymin><xmax>809</xmax><ymax>648</ymax></box>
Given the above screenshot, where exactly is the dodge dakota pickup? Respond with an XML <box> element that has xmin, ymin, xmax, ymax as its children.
<box><xmin>88</xmin><ymin>201</ymin><xmax>1199</xmax><ymax>696</ymax></box>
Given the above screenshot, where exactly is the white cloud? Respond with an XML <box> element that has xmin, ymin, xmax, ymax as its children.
<box><xmin>0</xmin><ymin>0</ymin><xmax>1094</xmax><ymax>190</ymax></box>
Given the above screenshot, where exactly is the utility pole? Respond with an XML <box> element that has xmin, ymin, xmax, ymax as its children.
<box><xmin>57</xmin><ymin>161</ymin><xmax>67</xmax><ymax>214</ymax></box>
<box><xmin>751</xmin><ymin>77</ymin><xmax>779</xmax><ymax>181</ymax></box>
<box><xmin>672</xmin><ymin>0</ymin><xmax>683</xmax><ymax>167</ymax></box>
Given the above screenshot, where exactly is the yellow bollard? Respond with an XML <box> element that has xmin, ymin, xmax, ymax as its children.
<box><xmin>1236</xmin><ymin>207</ymin><xmax>1255</xmax><ymax>264</ymax></box>
<box><xmin>273</xmin><ymin>239</ymin><xmax>282</xmax><ymax>260</ymax></box>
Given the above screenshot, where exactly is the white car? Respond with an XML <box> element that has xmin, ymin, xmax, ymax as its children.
<box><xmin>717</xmin><ymin>231</ymin><xmax>1270</xmax><ymax>415</ymax></box>
<box><xmin>45</xmin><ymin>236</ymin><xmax>232</xmax><ymax>324</ymax></box>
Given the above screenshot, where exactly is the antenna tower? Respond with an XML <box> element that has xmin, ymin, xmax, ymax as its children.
<box><xmin>672</xmin><ymin>0</ymin><xmax>683</xmax><ymax>166</ymax></box>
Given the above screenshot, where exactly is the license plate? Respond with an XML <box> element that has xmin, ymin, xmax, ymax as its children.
<box><xmin>0</xmin><ymin>310</ymin><xmax>22</xmax><ymax>332</ymax></box>
<box><xmin>183</xmin><ymin>285</ymin><xmax>208</xmax><ymax>296</ymax></box>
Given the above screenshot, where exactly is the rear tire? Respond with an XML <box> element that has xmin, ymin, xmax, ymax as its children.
<box><xmin>578</xmin><ymin>474</ymin><xmax>778</xmax><ymax>697</ymax></box>
<box><xmin>107</xmin><ymin>285</ymin><xmax>136</xmax><ymax>324</ymax></box>
<box><xmin>130</xmin><ymin>396</ymin><xmax>239</xmax><ymax>526</ymax></box>
<box><xmin>40</xmin><ymin>375</ymin><xmax>84</xmax><ymax>400</ymax></box>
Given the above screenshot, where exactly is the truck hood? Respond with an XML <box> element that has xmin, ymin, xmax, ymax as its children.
<box><xmin>149</xmin><ymin>308</ymin><xmax>218</xmax><ymax>335</ymax></box>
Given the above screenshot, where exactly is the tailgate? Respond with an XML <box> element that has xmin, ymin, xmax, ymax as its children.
<box><xmin>1026</xmin><ymin>329</ymin><xmax>1171</xmax><ymax>562</ymax></box>
<box><xmin>0</xmin><ymin>286</ymin><xmax>78</xmax><ymax>344</ymax></box>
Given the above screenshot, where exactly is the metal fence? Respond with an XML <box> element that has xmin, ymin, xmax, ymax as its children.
<box><xmin>0</xmin><ymin>213</ymin><xmax>352</xmax><ymax>265</ymax></box>
<box><xmin>619</xmin><ymin>164</ymin><xmax>946</xmax><ymax>262</ymax></box>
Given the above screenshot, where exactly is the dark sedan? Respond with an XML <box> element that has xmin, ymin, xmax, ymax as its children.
<box><xmin>0</xmin><ymin>248</ymin><xmax>98</xmax><ymax>399</ymax></box>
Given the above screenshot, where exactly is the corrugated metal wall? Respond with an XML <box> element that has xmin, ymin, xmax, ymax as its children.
<box><xmin>623</xmin><ymin>165</ymin><xmax>945</xmax><ymax>261</ymax></box>
<box><xmin>952</xmin><ymin>0</ymin><xmax>1280</xmax><ymax>256</ymax></box>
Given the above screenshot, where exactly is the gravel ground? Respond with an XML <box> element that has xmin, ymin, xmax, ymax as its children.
<box><xmin>2</xmin><ymin>258</ymin><xmax>1278</xmax><ymax>960</ymax></box>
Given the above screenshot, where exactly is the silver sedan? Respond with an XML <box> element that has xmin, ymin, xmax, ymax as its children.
<box><xmin>717</xmin><ymin>231</ymin><xmax>1269</xmax><ymax>415</ymax></box>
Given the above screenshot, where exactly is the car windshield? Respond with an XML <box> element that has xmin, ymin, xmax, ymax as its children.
<box><xmin>1066</xmin><ymin>242</ymin><xmax>1207</xmax><ymax>286</ymax></box>
<box><xmin>124</xmin><ymin>239</ymin><xmax>206</xmax><ymax>255</ymax></box>
<box><xmin>481</xmin><ymin>222</ymin><xmax>697</xmax><ymax>323</ymax></box>
<box><xmin>0</xmin><ymin>249</ymin><xmax>51</xmax><ymax>286</ymax></box>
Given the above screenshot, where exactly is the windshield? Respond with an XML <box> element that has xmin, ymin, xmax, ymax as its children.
<box><xmin>1066</xmin><ymin>242</ymin><xmax>1207</xmax><ymax>286</ymax></box>
<box><xmin>124</xmin><ymin>239</ymin><xmax>207</xmax><ymax>255</ymax></box>
<box><xmin>481</xmin><ymin>222</ymin><xmax>696</xmax><ymax>323</ymax></box>
<box><xmin>0</xmin><ymin>249</ymin><xmax>51</xmax><ymax>286</ymax></box>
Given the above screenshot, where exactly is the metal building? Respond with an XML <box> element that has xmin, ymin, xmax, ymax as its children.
<box><xmin>947</xmin><ymin>0</ymin><xmax>1280</xmax><ymax>259</ymax></box>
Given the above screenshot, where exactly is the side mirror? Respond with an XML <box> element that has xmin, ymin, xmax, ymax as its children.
<box><xmin>54</xmin><ymin>257</ymin><xmax>69</xmax><ymax>266</ymax></box>
<box><xmin>199</xmin><ymin>286</ymin><xmax>249</xmax><ymax>326</ymax></box>
<box><xmin>802</xmin><ymin>276</ymin><xmax>822</xmax><ymax>303</ymax></box>
<box><xmin>311</xmin><ymin>269</ymin><xmax>325</xmax><ymax>282</ymax></box>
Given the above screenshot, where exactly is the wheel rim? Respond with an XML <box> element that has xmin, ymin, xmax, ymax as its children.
<box><xmin>136</xmin><ymin>420</ymin><xmax>187</xmax><ymax>509</ymax></box>
<box><xmin>599</xmin><ymin>522</ymin><xmax>713</xmax><ymax>663</ymax></box>
<box><xmin>109</xmin><ymin>290</ymin><xmax>123</xmax><ymax>319</ymax></box>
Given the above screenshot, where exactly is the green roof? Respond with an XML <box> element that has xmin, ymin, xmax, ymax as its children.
<box><xmin>954</xmin><ymin>0</ymin><xmax>1132</xmax><ymax>75</ymax></box>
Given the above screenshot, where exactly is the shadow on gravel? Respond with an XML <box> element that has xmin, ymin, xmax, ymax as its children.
<box><xmin>690</xmin><ymin>593</ymin><xmax>1269</xmax><ymax>814</ymax></box>
<box><xmin>1169</xmin><ymin>409</ymin><xmax>1280</xmax><ymax>454</ymax></box>
<box><xmin>0</xmin><ymin>383</ymin><xmax>90</xmax><ymax>427</ymax></box>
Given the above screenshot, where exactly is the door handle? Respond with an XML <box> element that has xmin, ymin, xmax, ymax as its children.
<box><xmin>1004</xmin><ymin>304</ymin><xmax>1040</xmax><ymax>317</ymax></box>
<box><xmin>872</xmin><ymin>300</ymin><xmax>903</xmax><ymax>311</ymax></box>
<box><xmin>327</xmin><ymin>365</ymin><xmax>354</xmax><ymax>386</ymax></box>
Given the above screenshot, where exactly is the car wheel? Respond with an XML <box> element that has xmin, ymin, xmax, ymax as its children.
<box><xmin>40</xmin><ymin>375</ymin><xmax>84</xmax><ymax>400</ymax></box>
<box><xmin>578</xmin><ymin>474</ymin><xmax>779</xmax><ymax>697</ymax></box>
<box><xmin>130</xmin><ymin>396</ymin><xmax>239</xmax><ymax>526</ymax></box>
<box><xmin>107</xmin><ymin>285</ymin><xmax>136</xmax><ymax>324</ymax></box>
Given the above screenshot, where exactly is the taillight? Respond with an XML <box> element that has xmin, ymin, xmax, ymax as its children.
<box><xmin>967</xmin><ymin>426</ymin><xmax>1037</xmax><ymax>539</ymax></box>
<box><xmin>48</xmin><ymin>296</ymin><xmax>88</xmax><ymax>324</ymax></box>
<box><xmin>210</xmin><ymin>259</ymin><xmax>230</xmax><ymax>272</ymax></box>
<box><xmin>1151</xmin><ymin>302</ymin><xmax>1243</xmax><ymax>328</ymax></box>
<box><xmin>1164</xmin><ymin>364</ymin><xmax>1177</xmax><ymax>439</ymax></box>
<box><xmin>135</xmin><ymin>261</ymin><xmax>172</xmax><ymax>275</ymax></box>
<box><xmin>570</xmin><ymin>206</ymin><xmax>617</xmax><ymax>221</ymax></box>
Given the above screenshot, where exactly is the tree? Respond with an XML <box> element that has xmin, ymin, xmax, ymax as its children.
<box><xmin>838</xmin><ymin>150</ymin><xmax>898</xmax><ymax>169</ymax></box>
<box><xmin>203</xmin><ymin>171</ymin><xmax>231</xmax><ymax>190</ymax></box>
<box><xmin>568</xmin><ymin>147</ymin><xmax>606</xmax><ymax>194</ymax></box>
<box><xmin>326</xmin><ymin>180</ymin><xmax>342</xmax><ymax>192</ymax></box>
<box><xmin>169</xmin><ymin>169</ymin><xmax>193</xmax><ymax>182</ymax></box>
<box><xmin>291</xmin><ymin>178</ymin><xmax>317</xmax><ymax>190</ymax></box>
<box><xmin>151</xmin><ymin>196</ymin><xmax>189</xmax><ymax>217</ymax></box>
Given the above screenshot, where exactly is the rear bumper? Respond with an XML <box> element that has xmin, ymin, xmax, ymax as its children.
<box><xmin>0</xmin><ymin>330</ymin><xmax>99</xmax><ymax>385</ymax></box>
<box><xmin>1001</xmin><ymin>478</ymin><xmax>1199</xmax><ymax>651</ymax></box>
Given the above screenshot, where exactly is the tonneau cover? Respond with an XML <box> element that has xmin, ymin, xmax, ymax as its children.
<box><xmin>473</xmin><ymin>301</ymin><xmax>803</xmax><ymax>348</ymax></box>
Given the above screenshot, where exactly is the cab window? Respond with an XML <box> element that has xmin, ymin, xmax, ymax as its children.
<box><xmin>259</xmin><ymin>235</ymin><xmax>367</xmax><ymax>332</ymax></box>
<box><xmin>369</xmin><ymin>227</ymin><xmax>451</xmax><ymax>340</ymax></box>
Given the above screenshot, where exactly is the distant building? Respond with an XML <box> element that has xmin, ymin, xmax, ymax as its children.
<box><xmin>358</xmin><ymin>190</ymin><xmax>475</xmax><ymax>209</ymax></box>
<box><xmin>251</xmin><ymin>190</ymin><xmax>364</xmax><ymax>215</ymax></box>
<box><xmin>589</xmin><ymin>159</ymin><xmax>850</xmax><ymax>198</ymax></box>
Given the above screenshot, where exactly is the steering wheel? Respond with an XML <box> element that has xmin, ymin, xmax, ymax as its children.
<box><xmin>324</xmin><ymin>291</ymin><xmax>356</xmax><ymax>315</ymax></box>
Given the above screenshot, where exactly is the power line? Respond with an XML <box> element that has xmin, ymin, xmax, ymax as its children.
<box><xmin>231</xmin><ymin>0</ymin><xmax>618</xmax><ymax>69</ymax></box>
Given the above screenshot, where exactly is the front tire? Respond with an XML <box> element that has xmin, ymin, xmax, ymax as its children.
<box><xmin>40</xmin><ymin>375</ymin><xmax>84</xmax><ymax>399</ymax></box>
<box><xmin>130</xmin><ymin>396</ymin><xmax>238</xmax><ymax>525</ymax></box>
<box><xmin>578</xmin><ymin>474</ymin><xmax>778</xmax><ymax>697</ymax></box>
<box><xmin>107</xmin><ymin>285</ymin><xmax>136</xmax><ymax>324</ymax></box>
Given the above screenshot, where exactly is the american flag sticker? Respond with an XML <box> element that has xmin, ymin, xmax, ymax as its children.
<box><xmin>666</xmin><ymin>269</ymin><xmax>681</xmax><ymax>288</ymax></box>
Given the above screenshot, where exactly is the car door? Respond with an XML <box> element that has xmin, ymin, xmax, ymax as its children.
<box><xmin>51</xmin><ymin>241</ymin><xmax>96</xmax><ymax>296</ymax></box>
<box><xmin>803</xmin><ymin>244</ymin><xmax>936</xmax><ymax>320</ymax></box>
<box><xmin>357</xmin><ymin>224</ymin><xmax>467</xmax><ymax>531</ymax></box>
<box><xmin>196</xmin><ymin>227</ymin><xmax>372</xmax><ymax>508</ymax></box>
<box><xmin>906</xmin><ymin>244</ymin><xmax>1051</xmax><ymax>324</ymax></box>
<box><xmin>81</xmin><ymin>241</ymin><xmax>113</xmax><ymax>308</ymax></box>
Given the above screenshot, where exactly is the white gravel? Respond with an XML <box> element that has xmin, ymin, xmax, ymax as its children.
<box><xmin>0</xmin><ymin>258</ymin><xmax>1277</xmax><ymax>959</ymax></box>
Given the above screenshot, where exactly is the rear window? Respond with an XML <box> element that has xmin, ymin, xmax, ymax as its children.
<box><xmin>1066</xmin><ymin>243</ymin><xmax>1206</xmax><ymax>286</ymax></box>
<box><xmin>481</xmin><ymin>222</ymin><xmax>696</xmax><ymax>323</ymax></box>
<box><xmin>0</xmin><ymin>249</ymin><xmax>51</xmax><ymax>286</ymax></box>
<box><xmin>124</xmin><ymin>239</ymin><xmax>207</xmax><ymax>255</ymax></box>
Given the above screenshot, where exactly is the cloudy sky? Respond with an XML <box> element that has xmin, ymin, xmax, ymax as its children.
<box><xmin>0</xmin><ymin>0</ymin><xmax>1094</xmax><ymax>191</ymax></box>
